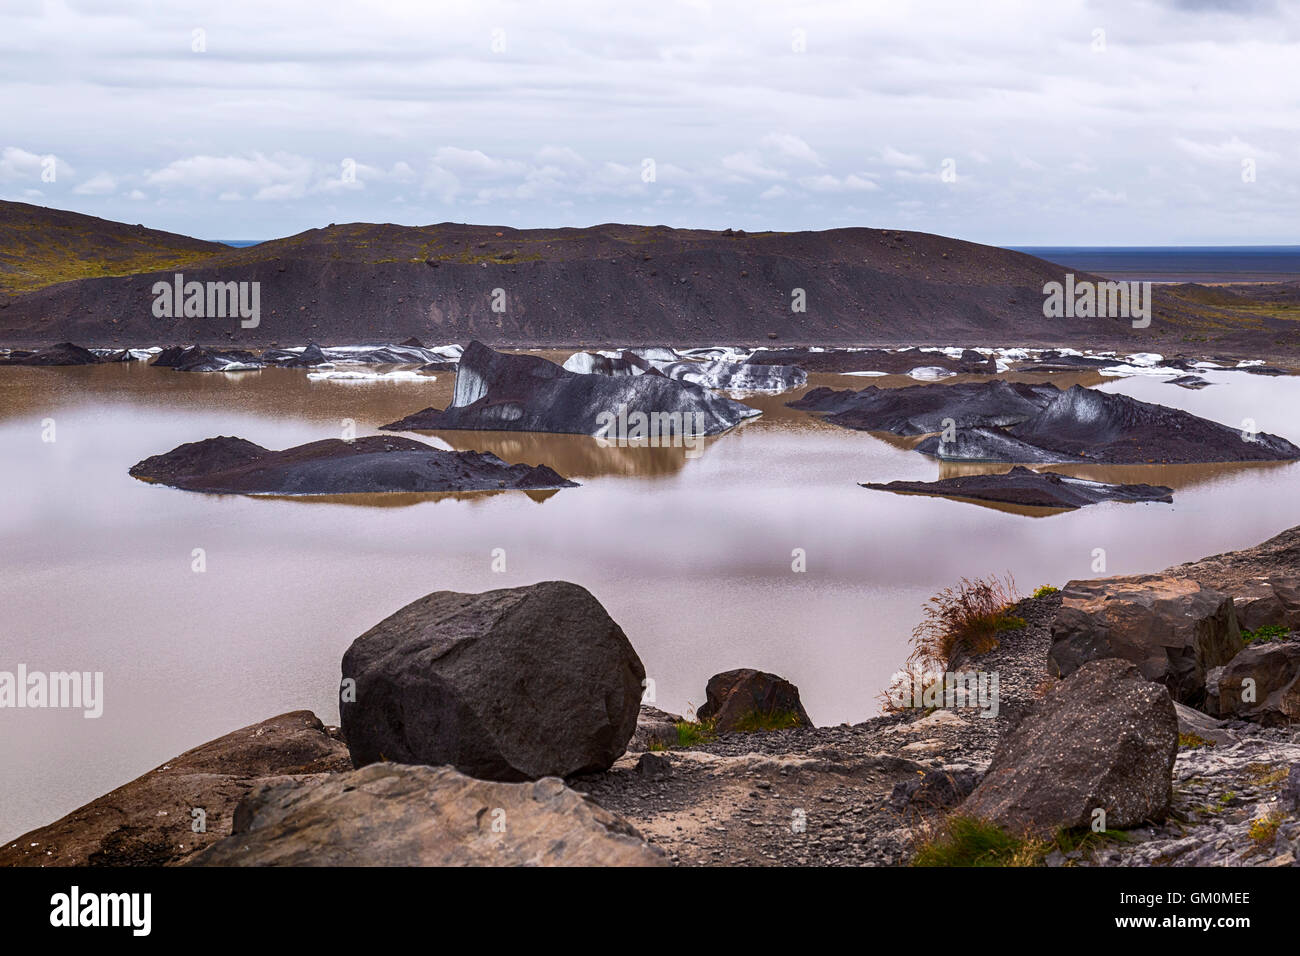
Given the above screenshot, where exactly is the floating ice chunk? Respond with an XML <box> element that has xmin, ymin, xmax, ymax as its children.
<box><xmin>907</xmin><ymin>366</ymin><xmax>958</xmax><ymax>380</ymax></box>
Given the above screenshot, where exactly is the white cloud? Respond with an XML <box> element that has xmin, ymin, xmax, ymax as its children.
<box><xmin>73</xmin><ymin>172</ymin><xmax>116</xmax><ymax>195</ymax></box>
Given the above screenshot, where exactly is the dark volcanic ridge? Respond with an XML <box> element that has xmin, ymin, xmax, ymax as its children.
<box><xmin>6</xmin><ymin>201</ymin><xmax>1298</xmax><ymax>353</ymax></box>
<box><xmin>128</xmin><ymin>435</ymin><xmax>577</xmax><ymax>495</ymax></box>
<box><xmin>382</xmin><ymin>340</ymin><xmax>759</xmax><ymax>436</ymax></box>
<box><xmin>861</xmin><ymin>465</ymin><xmax>1174</xmax><ymax>511</ymax></box>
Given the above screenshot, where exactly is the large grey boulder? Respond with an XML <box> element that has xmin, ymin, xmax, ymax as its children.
<box><xmin>1048</xmin><ymin>575</ymin><xmax>1244</xmax><ymax>706</ymax></box>
<box><xmin>189</xmin><ymin>763</ymin><xmax>667</xmax><ymax>866</ymax></box>
<box><xmin>1213</xmin><ymin>641</ymin><xmax>1300</xmax><ymax>726</ymax></box>
<box><xmin>961</xmin><ymin>659</ymin><xmax>1178</xmax><ymax>836</ymax></box>
<box><xmin>340</xmin><ymin>581</ymin><xmax>645</xmax><ymax>780</ymax></box>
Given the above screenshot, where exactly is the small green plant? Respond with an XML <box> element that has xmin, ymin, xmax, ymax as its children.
<box><xmin>1242</xmin><ymin>624</ymin><xmax>1289</xmax><ymax>645</ymax></box>
<box><xmin>673</xmin><ymin>718</ymin><xmax>716</xmax><ymax>747</ymax></box>
<box><xmin>731</xmin><ymin>708</ymin><xmax>805</xmax><ymax>733</ymax></box>
<box><xmin>912</xmin><ymin>815</ymin><xmax>1047</xmax><ymax>867</ymax></box>
<box><xmin>1249</xmin><ymin>810</ymin><xmax>1282</xmax><ymax>845</ymax></box>
<box><xmin>1245</xmin><ymin>763</ymin><xmax>1287</xmax><ymax>786</ymax></box>
<box><xmin>1179</xmin><ymin>732</ymin><xmax>1215</xmax><ymax>749</ymax></box>
<box><xmin>1032</xmin><ymin>585</ymin><xmax>1060</xmax><ymax>599</ymax></box>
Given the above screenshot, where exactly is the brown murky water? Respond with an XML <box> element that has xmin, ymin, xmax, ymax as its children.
<box><xmin>2</xmin><ymin>358</ymin><xmax>1299</xmax><ymax>841</ymax></box>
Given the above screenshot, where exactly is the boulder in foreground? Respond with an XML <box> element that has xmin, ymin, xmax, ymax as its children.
<box><xmin>340</xmin><ymin>581</ymin><xmax>645</xmax><ymax>780</ymax></box>
<box><xmin>696</xmin><ymin>668</ymin><xmax>813</xmax><ymax>733</ymax></box>
<box><xmin>381</xmin><ymin>340</ymin><xmax>760</xmax><ymax>436</ymax></box>
<box><xmin>961</xmin><ymin>658</ymin><xmax>1178</xmax><ymax>836</ymax></box>
<box><xmin>0</xmin><ymin>711</ymin><xmax>349</xmax><ymax>867</ymax></box>
<box><xmin>189</xmin><ymin>762</ymin><xmax>667</xmax><ymax>866</ymax></box>
<box><xmin>129</xmin><ymin>435</ymin><xmax>577</xmax><ymax>495</ymax></box>
<box><xmin>1048</xmin><ymin>575</ymin><xmax>1243</xmax><ymax>706</ymax></box>
<box><xmin>862</xmin><ymin>466</ymin><xmax>1173</xmax><ymax>511</ymax></box>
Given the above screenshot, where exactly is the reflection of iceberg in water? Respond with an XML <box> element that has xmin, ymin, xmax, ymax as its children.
<box><xmin>247</xmin><ymin>487</ymin><xmax>561</xmax><ymax>508</ymax></box>
<box><xmin>418</xmin><ymin>428</ymin><xmax>731</xmax><ymax>480</ymax></box>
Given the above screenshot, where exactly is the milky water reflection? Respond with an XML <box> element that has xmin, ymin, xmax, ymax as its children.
<box><xmin>1</xmin><ymin>360</ymin><xmax>1299</xmax><ymax>841</ymax></box>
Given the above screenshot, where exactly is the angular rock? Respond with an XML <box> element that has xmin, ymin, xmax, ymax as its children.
<box><xmin>340</xmin><ymin>581</ymin><xmax>645</xmax><ymax>780</ymax></box>
<box><xmin>1214</xmin><ymin>641</ymin><xmax>1300</xmax><ymax>726</ymax></box>
<box><xmin>1173</xmin><ymin>701</ymin><xmax>1235</xmax><ymax>747</ymax></box>
<box><xmin>1048</xmin><ymin>575</ymin><xmax>1244</xmax><ymax>706</ymax></box>
<box><xmin>0</xmin><ymin>711</ymin><xmax>349</xmax><ymax>867</ymax></box>
<box><xmin>888</xmin><ymin>767</ymin><xmax>982</xmax><ymax>814</ymax></box>
<box><xmin>630</xmin><ymin>704</ymin><xmax>683</xmax><ymax>751</ymax></box>
<box><xmin>696</xmin><ymin>668</ymin><xmax>813</xmax><ymax>734</ymax></box>
<box><xmin>380</xmin><ymin>340</ymin><xmax>759</xmax><ymax>436</ymax></box>
<box><xmin>862</xmin><ymin>466</ymin><xmax>1173</xmax><ymax>510</ymax></box>
<box><xmin>961</xmin><ymin>659</ymin><xmax>1178</xmax><ymax>835</ymax></box>
<box><xmin>188</xmin><ymin>763</ymin><xmax>666</xmax><ymax>867</ymax></box>
<box><xmin>129</xmin><ymin>435</ymin><xmax>577</xmax><ymax>495</ymax></box>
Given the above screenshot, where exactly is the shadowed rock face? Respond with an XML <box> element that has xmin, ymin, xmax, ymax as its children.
<box><xmin>790</xmin><ymin>380</ymin><xmax>1058</xmax><ymax>436</ymax></box>
<box><xmin>960</xmin><ymin>658</ymin><xmax>1178</xmax><ymax>836</ymax></box>
<box><xmin>340</xmin><ymin>581</ymin><xmax>645</xmax><ymax>781</ymax></box>
<box><xmin>915</xmin><ymin>384</ymin><xmax>1300</xmax><ymax>464</ymax></box>
<box><xmin>1213</xmin><ymin>641</ymin><xmax>1300</xmax><ymax>726</ymax></box>
<box><xmin>129</xmin><ymin>435</ymin><xmax>577</xmax><ymax>495</ymax></box>
<box><xmin>381</xmin><ymin>340</ymin><xmax>760</xmax><ymax>436</ymax></box>
<box><xmin>1049</xmin><ymin>575</ymin><xmax>1244</xmax><ymax>706</ymax></box>
<box><xmin>187</xmin><ymin>763</ymin><xmax>668</xmax><ymax>867</ymax></box>
<box><xmin>861</xmin><ymin>466</ymin><xmax>1173</xmax><ymax>510</ymax></box>
<box><xmin>0</xmin><ymin>341</ymin><xmax>103</xmax><ymax>365</ymax></box>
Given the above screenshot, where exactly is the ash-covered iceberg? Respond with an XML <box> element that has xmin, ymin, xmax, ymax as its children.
<box><xmin>382</xmin><ymin>341</ymin><xmax>759</xmax><ymax>437</ymax></box>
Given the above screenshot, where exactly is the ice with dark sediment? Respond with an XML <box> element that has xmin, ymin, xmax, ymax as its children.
<box><xmin>915</xmin><ymin>385</ymin><xmax>1300</xmax><ymax>464</ymax></box>
<box><xmin>382</xmin><ymin>341</ymin><xmax>760</xmax><ymax>436</ymax></box>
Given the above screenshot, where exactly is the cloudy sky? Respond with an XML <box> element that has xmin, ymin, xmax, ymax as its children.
<box><xmin>1</xmin><ymin>0</ymin><xmax>1296</xmax><ymax>244</ymax></box>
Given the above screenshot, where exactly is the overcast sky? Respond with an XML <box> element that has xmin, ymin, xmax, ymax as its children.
<box><xmin>1</xmin><ymin>0</ymin><xmax>1296</xmax><ymax>244</ymax></box>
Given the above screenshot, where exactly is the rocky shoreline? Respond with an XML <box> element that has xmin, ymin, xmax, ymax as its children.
<box><xmin>4</xmin><ymin>525</ymin><xmax>1297</xmax><ymax>868</ymax></box>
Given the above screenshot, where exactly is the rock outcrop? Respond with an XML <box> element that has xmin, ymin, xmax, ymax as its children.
<box><xmin>1213</xmin><ymin>641</ymin><xmax>1300</xmax><ymax>726</ymax></box>
<box><xmin>129</xmin><ymin>435</ymin><xmax>577</xmax><ymax>495</ymax></box>
<box><xmin>0</xmin><ymin>711</ymin><xmax>349</xmax><ymax>867</ymax></box>
<box><xmin>1048</xmin><ymin>575</ymin><xmax>1244</xmax><ymax>706</ymax></box>
<box><xmin>960</xmin><ymin>659</ymin><xmax>1178</xmax><ymax>835</ymax></box>
<box><xmin>340</xmin><ymin>581</ymin><xmax>645</xmax><ymax>780</ymax></box>
<box><xmin>188</xmin><ymin>763</ymin><xmax>667</xmax><ymax>866</ymax></box>
<box><xmin>861</xmin><ymin>466</ymin><xmax>1173</xmax><ymax>511</ymax></box>
<box><xmin>696</xmin><ymin>668</ymin><xmax>813</xmax><ymax>733</ymax></box>
<box><xmin>380</xmin><ymin>341</ymin><xmax>760</xmax><ymax>436</ymax></box>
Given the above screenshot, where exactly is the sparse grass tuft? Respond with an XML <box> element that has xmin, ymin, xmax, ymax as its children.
<box><xmin>673</xmin><ymin>718</ymin><xmax>716</xmax><ymax>747</ymax></box>
<box><xmin>1242</xmin><ymin>624</ymin><xmax>1289</xmax><ymax>645</ymax></box>
<box><xmin>1249</xmin><ymin>810</ymin><xmax>1282</xmax><ymax>845</ymax></box>
<box><xmin>907</xmin><ymin>573</ymin><xmax>1022</xmax><ymax>672</ymax></box>
<box><xmin>1245</xmin><ymin>763</ymin><xmax>1288</xmax><ymax>787</ymax></box>
<box><xmin>1179</xmin><ymin>732</ymin><xmax>1216</xmax><ymax>749</ymax></box>
<box><xmin>1032</xmin><ymin>584</ymin><xmax>1060</xmax><ymax>599</ymax></box>
<box><xmin>731</xmin><ymin>708</ymin><xmax>805</xmax><ymax>733</ymax></box>
<box><xmin>912</xmin><ymin>815</ymin><xmax>1047</xmax><ymax>867</ymax></box>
